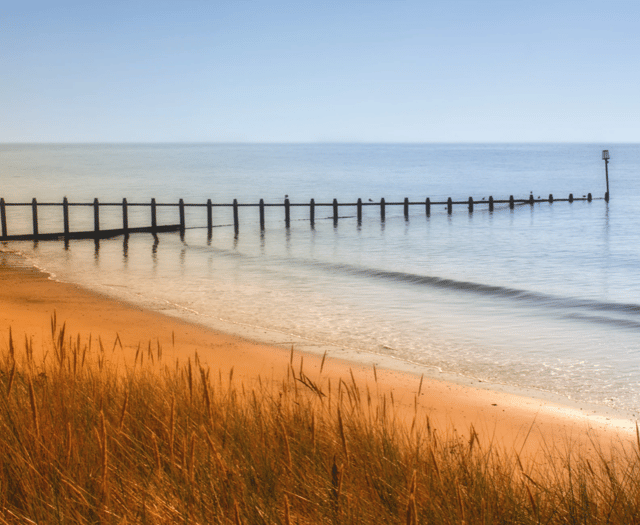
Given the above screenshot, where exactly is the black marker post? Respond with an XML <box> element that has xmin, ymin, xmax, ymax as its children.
<box><xmin>602</xmin><ymin>149</ymin><xmax>610</xmax><ymax>202</ymax></box>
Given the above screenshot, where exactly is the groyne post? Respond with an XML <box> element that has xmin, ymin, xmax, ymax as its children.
<box><xmin>404</xmin><ymin>197</ymin><xmax>409</xmax><ymax>220</ymax></box>
<box><xmin>569</xmin><ymin>193</ymin><xmax>574</xmax><ymax>203</ymax></box>
<box><xmin>425</xmin><ymin>197</ymin><xmax>431</xmax><ymax>216</ymax></box>
<box><xmin>447</xmin><ymin>197</ymin><xmax>452</xmax><ymax>214</ymax></box>
<box><xmin>489</xmin><ymin>196</ymin><xmax>494</xmax><ymax>212</ymax></box>
<box><xmin>509</xmin><ymin>195</ymin><xmax>514</xmax><ymax>209</ymax></box>
<box><xmin>63</xmin><ymin>197</ymin><xmax>70</xmax><ymax>236</ymax></box>
<box><xmin>151</xmin><ymin>198</ymin><xmax>157</xmax><ymax>231</ymax></box>
<box><xmin>468</xmin><ymin>196</ymin><xmax>473</xmax><ymax>213</ymax></box>
<box><xmin>0</xmin><ymin>198</ymin><xmax>7</xmax><ymax>237</ymax></box>
<box><xmin>380</xmin><ymin>198</ymin><xmax>386</xmax><ymax>221</ymax></box>
<box><xmin>206</xmin><ymin>199</ymin><xmax>213</xmax><ymax>233</ymax></box>
<box><xmin>259</xmin><ymin>199</ymin><xmax>265</xmax><ymax>230</ymax></box>
<box><xmin>122</xmin><ymin>198</ymin><xmax>129</xmax><ymax>233</ymax></box>
<box><xmin>529</xmin><ymin>194</ymin><xmax>534</xmax><ymax>205</ymax></box>
<box><xmin>333</xmin><ymin>198</ymin><xmax>339</xmax><ymax>224</ymax></box>
<box><xmin>357</xmin><ymin>198</ymin><xmax>363</xmax><ymax>222</ymax></box>
<box><xmin>179</xmin><ymin>199</ymin><xmax>185</xmax><ymax>231</ymax></box>
<box><xmin>310</xmin><ymin>198</ymin><xmax>315</xmax><ymax>226</ymax></box>
<box><xmin>233</xmin><ymin>199</ymin><xmax>239</xmax><ymax>231</ymax></box>
<box><xmin>603</xmin><ymin>149</ymin><xmax>610</xmax><ymax>202</ymax></box>
<box><xmin>32</xmin><ymin>198</ymin><xmax>38</xmax><ymax>236</ymax></box>
<box><xmin>284</xmin><ymin>198</ymin><xmax>290</xmax><ymax>228</ymax></box>
<box><xmin>93</xmin><ymin>198</ymin><xmax>100</xmax><ymax>233</ymax></box>
<box><xmin>549</xmin><ymin>194</ymin><xmax>553</xmax><ymax>203</ymax></box>
<box><xmin>588</xmin><ymin>193</ymin><xmax>592</xmax><ymax>202</ymax></box>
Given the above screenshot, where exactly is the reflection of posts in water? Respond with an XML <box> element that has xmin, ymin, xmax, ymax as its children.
<box><xmin>122</xmin><ymin>235</ymin><xmax>129</xmax><ymax>259</ymax></box>
<box><xmin>152</xmin><ymin>234</ymin><xmax>159</xmax><ymax>261</ymax></box>
<box><xmin>94</xmin><ymin>238</ymin><xmax>100</xmax><ymax>260</ymax></box>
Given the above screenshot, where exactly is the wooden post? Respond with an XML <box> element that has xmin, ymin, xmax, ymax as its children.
<box><xmin>310</xmin><ymin>198</ymin><xmax>315</xmax><ymax>226</ymax></box>
<box><xmin>588</xmin><ymin>193</ymin><xmax>592</xmax><ymax>202</ymax></box>
<box><xmin>468</xmin><ymin>197</ymin><xmax>473</xmax><ymax>213</ymax></box>
<box><xmin>404</xmin><ymin>197</ymin><xmax>409</xmax><ymax>219</ymax></box>
<box><xmin>509</xmin><ymin>195</ymin><xmax>514</xmax><ymax>209</ymax></box>
<box><xmin>259</xmin><ymin>199</ymin><xmax>265</xmax><ymax>230</ymax></box>
<box><xmin>425</xmin><ymin>197</ymin><xmax>431</xmax><ymax>216</ymax></box>
<box><xmin>63</xmin><ymin>197</ymin><xmax>70</xmax><ymax>236</ymax></box>
<box><xmin>380</xmin><ymin>198</ymin><xmax>385</xmax><ymax>221</ymax></box>
<box><xmin>284</xmin><ymin>198</ymin><xmax>290</xmax><ymax>228</ymax></box>
<box><xmin>207</xmin><ymin>199</ymin><xmax>213</xmax><ymax>234</ymax></box>
<box><xmin>233</xmin><ymin>199</ymin><xmax>239</xmax><ymax>231</ymax></box>
<box><xmin>0</xmin><ymin>198</ymin><xmax>6</xmax><ymax>238</ymax></box>
<box><xmin>603</xmin><ymin>151</ymin><xmax>610</xmax><ymax>202</ymax></box>
<box><xmin>489</xmin><ymin>196</ymin><xmax>494</xmax><ymax>212</ymax></box>
<box><xmin>549</xmin><ymin>194</ymin><xmax>553</xmax><ymax>203</ymax></box>
<box><xmin>569</xmin><ymin>193</ymin><xmax>574</xmax><ymax>203</ymax></box>
<box><xmin>179</xmin><ymin>199</ymin><xmax>186</xmax><ymax>231</ymax></box>
<box><xmin>529</xmin><ymin>194</ymin><xmax>534</xmax><ymax>205</ymax></box>
<box><xmin>122</xmin><ymin>198</ymin><xmax>129</xmax><ymax>233</ymax></box>
<box><xmin>93</xmin><ymin>198</ymin><xmax>100</xmax><ymax>233</ymax></box>
<box><xmin>447</xmin><ymin>197</ymin><xmax>452</xmax><ymax>215</ymax></box>
<box><xmin>357</xmin><ymin>198</ymin><xmax>362</xmax><ymax>222</ymax></box>
<box><xmin>151</xmin><ymin>198</ymin><xmax>157</xmax><ymax>231</ymax></box>
<box><xmin>333</xmin><ymin>199</ymin><xmax>339</xmax><ymax>223</ymax></box>
<box><xmin>32</xmin><ymin>198</ymin><xmax>39</xmax><ymax>236</ymax></box>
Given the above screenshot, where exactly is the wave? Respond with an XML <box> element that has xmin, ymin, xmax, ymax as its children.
<box><xmin>172</xmin><ymin>239</ymin><xmax>640</xmax><ymax>329</ymax></box>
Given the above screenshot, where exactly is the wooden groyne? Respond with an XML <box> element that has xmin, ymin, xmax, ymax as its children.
<box><xmin>0</xmin><ymin>193</ymin><xmax>598</xmax><ymax>242</ymax></box>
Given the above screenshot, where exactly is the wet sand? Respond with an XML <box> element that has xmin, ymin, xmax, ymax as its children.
<box><xmin>0</xmin><ymin>249</ymin><xmax>635</xmax><ymax>463</ymax></box>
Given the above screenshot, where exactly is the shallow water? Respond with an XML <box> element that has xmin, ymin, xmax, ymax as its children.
<box><xmin>2</xmin><ymin>143</ymin><xmax>640</xmax><ymax>414</ymax></box>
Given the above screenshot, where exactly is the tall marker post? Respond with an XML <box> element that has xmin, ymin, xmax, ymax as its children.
<box><xmin>602</xmin><ymin>149</ymin><xmax>610</xmax><ymax>202</ymax></box>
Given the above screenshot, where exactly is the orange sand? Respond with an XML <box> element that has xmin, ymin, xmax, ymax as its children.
<box><xmin>0</xmin><ymin>250</ymin><xmax>635</xmax><ymax>463</ymax></box>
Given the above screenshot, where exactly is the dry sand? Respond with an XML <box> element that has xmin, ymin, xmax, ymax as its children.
<box><xmin>0</xmin><ymin>249</ymin><xmax>635</xmax><ymax>463</ymax></box>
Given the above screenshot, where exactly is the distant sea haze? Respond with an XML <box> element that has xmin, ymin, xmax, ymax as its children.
<box><xmin>2</xmin><ymin>143</ymin><xmax>640</xmax><ymax>415</ymax></box>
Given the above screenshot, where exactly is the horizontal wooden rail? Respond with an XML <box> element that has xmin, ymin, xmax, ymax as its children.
<box><xmin>0</xmin><ymin>193</ymin><xmax>599</xmax><ymax>242</ymax></box>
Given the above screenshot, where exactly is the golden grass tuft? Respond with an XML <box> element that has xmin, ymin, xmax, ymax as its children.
<box><xmin>0</xmin><ymin>318</ymin><xmax>639</xmax><ymax>523</ymax></box>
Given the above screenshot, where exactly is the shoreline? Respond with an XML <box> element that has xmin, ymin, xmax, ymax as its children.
<box><xmin>0</xmin><ymin>247</ymin><xmax>636</xmax><ymax>458</ymax></box>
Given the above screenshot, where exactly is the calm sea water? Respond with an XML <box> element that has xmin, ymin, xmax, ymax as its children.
<box><xmin>2</xmin><ymin>143</ymin><xmax>640</xmax><ymax>415</ymax></box>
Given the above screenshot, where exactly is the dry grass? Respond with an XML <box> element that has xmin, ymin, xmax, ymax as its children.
<box><xmin>1</xmin><ymin>317</ymin><xmax>640</xmax><ymax>524</ymax></box>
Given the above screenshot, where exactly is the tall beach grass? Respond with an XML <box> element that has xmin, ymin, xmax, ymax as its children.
<box><xmin>1</xmin><ymin>316</ymin><xmax>640</xmax><ymax>523</ymax></box>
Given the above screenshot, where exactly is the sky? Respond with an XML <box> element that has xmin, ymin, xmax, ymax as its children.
<box><xmin>1</xmin><ymin>0</ymin><xmax>639</xmax><ymax>143</ymax></box>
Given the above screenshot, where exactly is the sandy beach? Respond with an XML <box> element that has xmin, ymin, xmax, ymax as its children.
<box><xmin>0</xmin><ymin>248</ymin><xmax>635</xmax><ymax>462</ymax></box>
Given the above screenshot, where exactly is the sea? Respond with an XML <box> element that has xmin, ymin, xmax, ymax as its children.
<box><xmin>1</xmin><ymin>143</ymin><xmax>639</xmax><ymax>417</ymax></box>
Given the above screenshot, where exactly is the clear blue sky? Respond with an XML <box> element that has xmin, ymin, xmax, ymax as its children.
<box><xmin>2</xmin><ymin>0</ymin><xmax>638</xmax><ymax>143</ymax></box>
